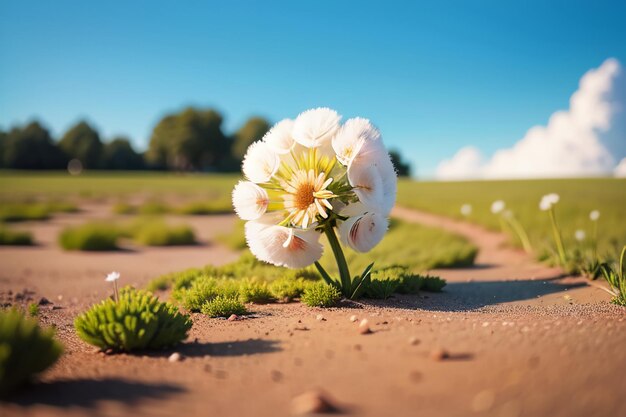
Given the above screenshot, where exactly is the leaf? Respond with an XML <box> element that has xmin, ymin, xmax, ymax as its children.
<box><xmin>350</xmin><ymin>262</ymin><xmax>374</xmax><ymax>300</ymax></box>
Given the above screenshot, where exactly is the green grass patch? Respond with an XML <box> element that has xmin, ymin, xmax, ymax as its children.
<box><xmin>130</xmin><ymin>218</ymin><xmax>196</xmax><ymax>246</ymax></box>
<box><xmin>0</xmin><ymin>309</ymin><xmax>63</xmax><ymax>396</ymax></box>
<box><xmin>317</xmin><ymin>218</ymin><xmax>477</xmax><ymax>275</ymax></box>
<box><xmin>0</xmin><ymin>172</ymin><xmax>237</xmax><ymax>212</ymax></box>
<box><xmin>0</xmin><ymin>202</ymin><xmax>78</xmax><ymax>222</ymax></box>
<box><xmin>0</xmin><ymin>227</ymin><xmax>34</xmax><ymax>246</ymax></box>
<box><xmin>301</xmin><ymin>282</ymin><xmax>341</xmax><ymax>307</ymax></box>
<box><xmin>397</xmin><ymin>178</ymin><xmax>626</xmax><ymax>258</ymax></box>
<box><xmin>201</xmin><ymin>295</ymin><xmax>248</xmax><ymax>317</ymax></box>
<box><xmin>59</xmin><ymin>222</ymin><xmax>121</xmax><ymax>251</ymax></box>
<box><xmin>74</xmin><ymin>287</ymin><xmax>192</xmax><ymax>352</ymax></box>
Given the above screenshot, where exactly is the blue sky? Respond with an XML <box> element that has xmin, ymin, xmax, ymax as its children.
<box><xmin>1</xmin><ymin>0</ymin><xmax>625</xmax><ymax>177</ymax></box>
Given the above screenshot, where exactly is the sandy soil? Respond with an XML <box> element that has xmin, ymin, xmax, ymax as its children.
<box><xmin>1</xmin><ymin>205</ymin><xmax>624</xmax><ymax>417</ymax></box>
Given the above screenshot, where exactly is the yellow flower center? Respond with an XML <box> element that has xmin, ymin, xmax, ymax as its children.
<box><xmin>294</xmin><ymin>182</ymin><xmax>316</xmax><ymax>210</ymax></box>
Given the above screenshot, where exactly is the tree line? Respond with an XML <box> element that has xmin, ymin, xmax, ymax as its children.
<box><xmin>0</xmin><ymin>107</ymin><xmax>411</xmax><ymax>175</ymax></box>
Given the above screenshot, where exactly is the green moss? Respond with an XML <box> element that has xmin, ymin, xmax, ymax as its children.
<box><xmin>27</xmin><ymin>303</ymin><xmax>39</xmax><ymax>317</ymax></box>
<box><xmin>238</xmin><ymin>278</ymin><xmax>274</xmax><ymax>304</ymax></box>
<box><xmin>138</xmin><ymin>201</ymin><xmax>170</xmax><ymax>215</ymax></box>
<box><xmin>112</xmin><ymin>202</ymin><xmax>136</xmax><ymax>214</ymax></box>
<box><xmin>74</xmin><ymin>287</ymin><xmax>192</xmax><ymax>352</ymax></box>
<box><xmin>301</xmin><ymin>282</ymin><xmax>341</xmax><ymax>308</ymax></box>
<box><xmin>131</xmin><ymin>219</ymin><xmax>195</xmax><ymax>246</ymax></box>
<box><xmin>269</xmin><ymin>277</ymin><xmax>309</xmax><ymax>302</ymax></box>
<box><xmin>0</xmin><ymin>309</ymin><xmax>63</xmax><ymax>396</ymax></box>
<box><xmin>59</xmin><ymin>223</ymin><xmax>120</xmax><ymax>251</ymax></box>
<box><xmin>365</xmin><ymin>278</ymin><xmax>401</xmax><ymax>300</ymax></box>
<box><xmin>0</xmin><ymin>227</ymin><xmax>33</xmax><ymax>246</ymax></box>
<box><xmin>201</xmin><ymin>295</ymin><xmax>247</xmax><ymax>317</ymax></box>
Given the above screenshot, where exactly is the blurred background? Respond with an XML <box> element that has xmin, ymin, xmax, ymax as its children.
<box><xmin>1</xmin><ymin>0</ymin><xmax>625</xmax><ymax>178</ymax></box>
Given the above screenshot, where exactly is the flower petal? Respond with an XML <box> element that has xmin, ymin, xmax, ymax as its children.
<box><xmin>242</xmin><ymin>141</ymin><xmax>280</xmax><ymax>183</ymax></box>
<box><xmin>245</xmin><ymin>217</ymin><xmax>323</xmax><ymax>268</ymax></box>
<box><xmin>338</xmin><ymin>212</ymin><xmax>388</xmax><ymax>253</ymax></box>
<box><xmin>232</xmin><ymin>181</ymin><xmax>269</xmax><ymax>220</ymax></box>
<box><xmin>292</xmin><ymin>108</ymin><xmax>341</xmax><ymax>148</ymax></box>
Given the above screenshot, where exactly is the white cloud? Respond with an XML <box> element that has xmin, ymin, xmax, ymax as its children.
<box><xmin>436</xmin><ymin>58</ymin><xmax>626</xmax><ymax>180</ymax></box>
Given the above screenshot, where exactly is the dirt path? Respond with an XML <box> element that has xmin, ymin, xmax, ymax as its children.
<box><xmin>1</xmin><ymin>206</ymin><xmax>625</xmax><ymax>417</ymax></box>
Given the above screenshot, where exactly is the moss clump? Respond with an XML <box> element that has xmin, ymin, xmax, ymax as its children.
<box><xmin>0</xmin><ymin>227</ymin><xmax>34</xmax><ymax>246</ymax></box>
<box><xmin>301</xmin><ymin>282</ymin><xmax>341</xmax><ymax>307</ymax></box>
<box><xmin>0</xmin><ymin>309</ymin><xmax>63</xmax><ymax>396</ymax></box>
<box><xmin>269</xmin><ymin>277</ymin><xmax>309</xmax><ymax>302</ymax></box>
<box><xmin>174</xmin><ymin>276</ymin><xmax>221</xmax><ymax>311</ymax></box>
<box><xmin>365</xmin><ymin>278</ymin><xmax>401</xmax><ymax>300</ymax></box>
<box><xmin>59</xmin><ymin>223</ymin><xmax>120</xmax><ymax>251</ymax></box>
<box><xmin>371</xmin><ymin>265</ymin><xmax>447</xmax><ymax>294</ymax></box>
<box><xmin>238</xmin><ymin>279</ymin><xmax>274</xmax><ymax>304</ymax></box>
<box><xmin>131</xmin><ymin>219</ymin><xmax>195</xmax><ymax>246</ymax></box>
<box><xmin>201</xmin><ymin>295</ymin><xmax>247</xmax><ymax>317</ymax></box>
<box><xmin>74</xmin><ymin>287</ymin><xmax>192</xmax><ymax>352</ymax></box>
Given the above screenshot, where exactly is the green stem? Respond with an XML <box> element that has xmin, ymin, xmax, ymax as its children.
<box><xmin>508</xmin><ymin>216</ymin><xmax>533</xmax><ymax>254</ymax></box>
<box><xmin>592</xmin><ymin>220</ymin><xmax>598</xmax><ymax>260</ymax></box>
<box><xmin>113</xmin><ymin>281</ymin><xmax>119</xmax><ymax>303</ymax></box>
<box><xmin>323</xmin><ymin>224</ymin><xmax>351</xmax><ymax>296</ymax></box>
<box><xmin>549</xmin><ymin>208</ymin><xmax>567</xmax><ymax>266</ymax></box>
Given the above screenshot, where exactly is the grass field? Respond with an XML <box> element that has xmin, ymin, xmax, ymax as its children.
<box><xmin>0</xmin><ymin>171</ymin><xmax>239</xmax><ymax>210</ymax></box>
<box><xmin>397</xmin><ymin>178</ymin><xmax>626</xmax><ymax>257</ymax></box>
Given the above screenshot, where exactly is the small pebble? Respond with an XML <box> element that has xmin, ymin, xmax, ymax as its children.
<box><xmin>349</xmin><ymin>315</ymin><xmax>358</xmax><ymax>322</ymax></box>
<box><xmin>270</xmin><ymin>370</ymin><xmax>283</xmax><ymax>382</ymax></box>
<box><xmin>228</xmin><ymin>314</ymin><xmax>239</xmax><ymax>321</ymax></box>
<box><xmin>316</xmin><ymin>314</ymin><xmax>326</xmax><ymax>321</ymax></box>
<box><xmin>38</xmin><ymin>297</ymin><xmax>51</xmax><ymax>305</ymax></box>
<box><xmin>358</xmin><ymin>319</ymin><xmax>371</xmax><ymax>334</ymax></box>
<box><xmin>409</xmin><ymin>336</ymin><xmax>420</xmax><ymax>346</ymax></box>
<box><xmin>291</xmin><ymin>390</ymin><xmax>339</xmax><ymax>415</ymax></box>
<box><xmin>430</xmin><ymin>348</ymin><xmax>449</xmax><ymax>361</ymax></box>
<box><xmin>168</xmin><ymin>352</ymin><xmax>182</xmax><ymax>362</ymax></box>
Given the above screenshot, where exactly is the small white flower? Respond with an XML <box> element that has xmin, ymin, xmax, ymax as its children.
<box><xmin>539</xmin><ymin>193</ymin><xmax>560</xmax><ymax>211</ymax></box>
<box><xmin>242</xmin><ymin>141</ymin><xmax>280</xmax><ymax>183</ymax></box>
<box><xmin>332</xmin><ymin>118</ymin><xmax>381</xmax><ymax>166</ymax></box>
<box><xmin>232</xmin><ymin>181</ymin><xmax>269</xmax><ymax>220</ymax></box>
<box><xmin>347</xmin><ymin>163</ymin><xmax>385</xmax><ymax>213</ymax></box>
<box><xmin>575</xmin><ymin>229</ymin><xmax>586</xmax><ymax>242</ymax></box>
<box><xmin>292</xmin><ymin>108</ymin><xmax>341</xmax><ymax>148</ymax></box>
<box><xmin>491</xmin><ymin>200</ymin><xmax>505</xmax><ymax>214</ymax></box>
<box><xmin>245</xmin><ymin>216</ymin><xmax>323</xmax><ymax>268</ymax></box>
<box><xmin>338</xmin><ymin>211</ymin><xmax>388</xmax><ymax>253</ymax></box>
<box><xmin>460</xmin><ymin>204</ymin><xmax>472</xmax><ymax>216</ymax></box>
<box><xmin>263</xmin><ymin>119</ymin><xmax>295</xmax><ymax>154</ymax></box>
<box><xmin>590</xmin><ymin>210</ymin><xmax>600</xmax><ymax>221</ymax></box>
<box><xmin>105</xmin><ymin>271</ymin><xmax>120</xmax><ymax>282</ymax></box>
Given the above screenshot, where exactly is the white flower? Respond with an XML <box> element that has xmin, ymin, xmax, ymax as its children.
<box><xmin>292</xmin><ymin>108</ymin><xmax>341</xmax><ymax>148</ymax></box>
<box><xmin>460</xmin><ymin>204</ymin><xmax>472</xmax><ymax>216</ymax></box>
<box><xmin>232</xmin><ymin>181</ymin><xmax>269</xmax><ymax>220</ymax></box>
<box><xmin>539</xmin><ymin>193</ymin><xmax>560</xmax><ymax>211</ymax></box>
<box><xmin>491</xmin><ymin>200</ymin><xmax>505</xmax><ymax>214</ymax></box>
<box><xmin>242</xmin><ymin>141</ymin><xmax>280</xmax><ymax>183</ymax></box>
<box><xmin>575</xmin><ymin>229</ymin><xmax>586</xmax><ymax>241</ymax></box>
<box><xmin>263</xmin><ymin>119</ymin><xmax>295</xmax><ymax>154</ymax></box>
<box><xmin>590</xmin><ymin>210</ymin><xmax>600</xmax><ymax>221</ymax></box>
<box><xmin>347</xmin><ymin>164</ymin><xmax>385</xmax><ymax>213</ymax></box>
<box><xmin>372</xmin><ymin>151</ymin><xmax>397</xmax><ymax>215</ymax></box>
<box><xmin>245</xmin><ymin>216</ymin><xmax>323</xmax><ymax>268</ymax></box>
<box><xmin>105</xmin><ymin>271</ymin><xmax>120</xmax><ymax>282</ymax></box>
<box><xmin>282</xmin><ymin>169</ymin><xmax>336</xmax><ymax>228</ymax></box>
<box><xmin>338</xmin><ymin>211</ymin><xmax>388</xmax><ymax>253</ymax></box>
<box><xmin>332</xmin><ymin>118</ymin><xmax>381</xmax><ymax>166</ymax></box>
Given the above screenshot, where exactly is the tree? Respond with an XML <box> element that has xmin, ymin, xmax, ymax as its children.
<box><xmin>389</xmin><ymin>149</ymin><xmax>412</xmax><ymax>177</ymax></box>
<box><xmin>2</xmin><ymin>121</ymin><xmax>67</xmax><ymax>169</ymax></box>
<box><xmin>232</xmin><ymin>117</ymin><xmax>271</xmax><ymax>161</ymax></box>
<box><xmin>58</xmin><ymin>121</ymin><xmax>103</xmax><ymax>169</ymax></box>
<box><xmin>146</xmin><ymin>107</ymin><xmax>231</xmax><ymax>171</ymax></box>
<box><xmin>102</xmin><ymin>137</ymin><xmax>144</xmax><ymax>170</ymax></box>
